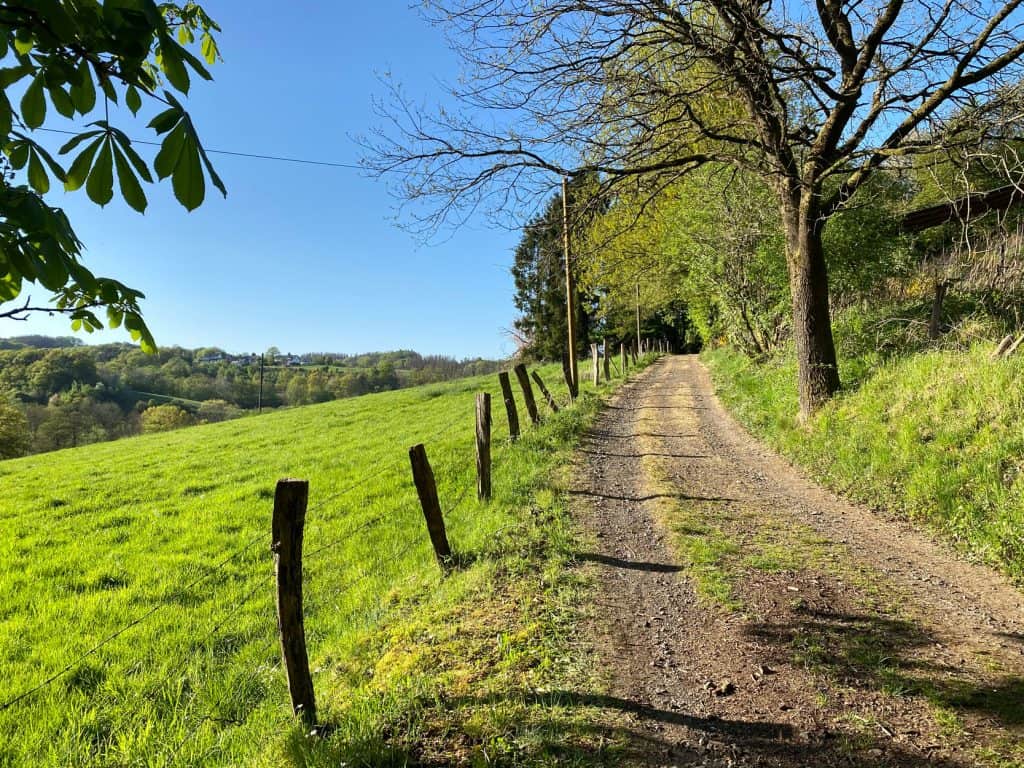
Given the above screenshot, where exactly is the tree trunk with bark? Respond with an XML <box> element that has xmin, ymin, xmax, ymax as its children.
<box><xmin>929</xmin><ymin>281</ymin><xmax>948</xmax><ymax>340</ymax></box>
<box><xmin>785</xmin><ymin>204</ymin><xmax>840</xmax><ymax>421</ymax></box>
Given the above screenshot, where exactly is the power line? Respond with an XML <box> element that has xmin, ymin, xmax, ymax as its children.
<box><xmin>34</xmin><ymin>128</ymin><xmax>363</xmax><ymax>170</ymax></box>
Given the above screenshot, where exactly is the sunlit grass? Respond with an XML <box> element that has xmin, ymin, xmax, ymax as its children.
<box><xmin>0</xmin><ymin>360</ymin><xmax>629</xmax><ymax>767</ymax></box>
<box><xmin>704</xmin><ymin>342</ymin><xmax>1024</xmax><ymax>583</ymax></box>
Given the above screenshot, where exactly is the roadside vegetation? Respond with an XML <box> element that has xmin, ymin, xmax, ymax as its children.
<box><xmin>704</xmin><ymin>303</ymin><xmax>1024</xmax><ymax>585</ymax></box>
<box><xmin>0</xmin><ymin>357</ymin><xmax>654</xmax><ymax>767</ymax></box>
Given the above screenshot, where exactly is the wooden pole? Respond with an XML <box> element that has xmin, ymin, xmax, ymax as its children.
<box><xmin>408</xmin><ymin>444</ymin><xmax>452</xmax><ymax>569</ymax></box>
<box><xmin>635</xmin><ymin>282</ymin><xmax>641</xmax><ymax>353</ymax></box>
<box><xmin>531</xmin><ymin>370</ymin><xmax>559</xmax><ymax>413</ymax></box>
<box><xmin>561</xmin><ymin>353</ymin><xmax>578</xmax><ymax>400</ymax></box>
<box><xmin>562</xmin><ymin>176</ymin><xmax>578</xmax><ymax>395</ymax></box>
<box><xmin>272</xmin><ymin>479</ymin><xmax>316</xmax><ymax>726</ymax></box>
<box><xmin>591</xmin><ymin>343</ymin><xmax>599</xmax><ymax>386</ymax></box>
<box><xmin>258</xmin><ymin>354</ymin><xmax>265</xmax><ymax>414</ymax></box>
<box><xmin>475</xmin><ymin>393</ymin><xmax>491</xmax><ymax>501</ymax></box>
<box><xmin>497</xmin><ymin>371</ymin><xmax>520</xmax><ymax>440</ymax></box>
<box><xmin>620</xmin><ymin>341</ymin><xmax>627</xmax><ymax>375</ymax></box>
<box><xmin>513</xmin><ymin>363</ymin><xmax>540</xmax><ymax>425</ymax></box>
<box><xmin>602</xmin><ymin>339</ymin><xmax>610</xmax><ymax>381</ymax></box>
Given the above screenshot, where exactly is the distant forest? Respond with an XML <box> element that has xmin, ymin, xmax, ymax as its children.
<box><xmin>0</xmin><ymin>337</ymin><xmax>501</xmax><ymax>458</ymax></box>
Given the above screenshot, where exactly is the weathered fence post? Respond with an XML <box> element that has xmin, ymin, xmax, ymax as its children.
<box><xmin>602</xmin><ymin>340</ymin><xmax>610</xmax><ymax>381</ymax></box>
<box><xmin>620</xmin><ymin>342</ymin><xmax>627</xmax><ymax>375</ymax></box>
<box><xmin>475</xmin><ymin>393</ymin><xmax>491</xmax><ymax>501</ymax></box>
<box><xmin>272</xmin><ymin>478</ymin><xmax>316</xmax><ymax>726</ymax></box>
<box><xmin>531</xmin><ymin>370</ymin><xmax>559</xmax><ymax>413</ymax></box>
<box><xmin>591</xmin><ymin>343</ymin><xmax>600</xmax><ymax>386</ymax></box>
<box><xmin>631</xmin><ymin>342</ymin><xmax>638</xmax><ymax>366</ymax></box>
<box><xmin>497</xmin><ymin>371</ymin><xmax>520</xmax><ymax>440</ymax></box>
<box><xmin>561</xmin><ymin>353</ymin><xmax>578</xmax><ymax>401</ymax></box>
<box><xmin>513</xmin><ymin>363</ymin><xmax>540</xmax><ymax>425</ymax></box>
<box><xmin>409</xmin><ymin>443</ymin><xmax>452</xmax><ymax>570</ymax></box>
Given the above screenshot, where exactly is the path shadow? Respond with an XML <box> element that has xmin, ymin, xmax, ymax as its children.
<box><xmin>430</xmin><ymin>689</ymin><xmax>974</xmax><ymax>768</ymax></box>
<box><xmin>745</xmin><ymin>604</ymin><xmax>1024</xmax><ymax>727</ymax></box>
<box><xmin>578</xmin><ymin>448</ymin><xmax>712</xmax><ymax>460</ymax></box>
<box><xmin>604</xmin><ymin>404</ymin><xmax>707</xmax><ymax>412</ymax></box>
<box><xmin>575</xmin><ymin>552</ymin><xmax>684</xmax><ymax>573</ymax></box>
<box><xmin>568</xmin><ymin>488</ymin><xmax>740</xmax><ymax>504</ymax></box>
<box><xmin>585</xmin><ymin>429</ymin><xmax>700</xmax><ymax>440</ymax></box>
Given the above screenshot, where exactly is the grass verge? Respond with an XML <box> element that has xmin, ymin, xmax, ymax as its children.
<box><xmin>703</xmin><ymin>342</ymin><xmax>1024</xmax><ymax>584</ymax></box>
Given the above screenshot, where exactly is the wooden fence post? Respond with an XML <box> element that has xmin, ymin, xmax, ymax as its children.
<box><xmin>475</xmin><ymin>393</ymin><xmax>491</xmax><ymax>501</ymax></box>
<box><xmin>602</xmin><ymin>340</ymin><xmax>610</xmax><ymax>381</ymax></box>
<box><xmin>631</xmin><ymin>342</ymin><xmax>638</xmax><ymax>365</ymax></box>
<box><xmin>409</xmin><ymin>444</ymin><xmax>452</xmax><ymax>570</ymax></box>
<box><xmin>513</xmin><ymin>363</ymin><xmax>540</xmax><ymax>425</ymax></box>
<box><xmin>531</xmin><ymin>370</ymin><xmax>559</xmax><ymax>413</ymax></box>
<box><xmin>591</xmin><ymin>343</ymin><xmax>599</xmax><ymax>386</ymax></box>
<box><xmin>620</xmin><ymin>342</ymin><xmax>627</xmax><ymax>375</ymax></box>
<box><xmin>498</xmin><ymin>371</ymin><xmax>520</xmax><ymax>440</ymax></box>
<box><xmin>561</xmin><ymin>353</ymin><xmax>578</xmax><ymax>401</ymax></box>
<box><xmin>272</xmin><ymin>478</ymin><xmax>316</xmax><ymax>726</ymax></box>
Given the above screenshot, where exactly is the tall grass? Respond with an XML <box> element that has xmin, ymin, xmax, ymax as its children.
<box><xmin>704</xmin><ymin>339</ymin><xmax>1024</xmax><ymax>583</ymax></box>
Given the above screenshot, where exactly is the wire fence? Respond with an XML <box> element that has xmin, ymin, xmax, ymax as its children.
<box><xmin>3</xmin><ymin>354</ymin><xmax>660</xmax><ymax>764</ymax></box>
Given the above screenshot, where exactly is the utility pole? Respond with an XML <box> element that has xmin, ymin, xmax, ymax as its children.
<box><xmin>258</xmin><ymin>353</ymin><xmax>265</xmax><ymax>414</ymax></box>
<box><xmin>636</xmin><ymin>282</ymin><xmax>641</xmax><ymax>352</ymax></box>
<box><xmin>562</xmin><ymin>175</ymin><xmax>578</xmax><ymax>396</ymax></box>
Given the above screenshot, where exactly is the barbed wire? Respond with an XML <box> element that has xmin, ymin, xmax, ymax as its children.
<box><xmin>307</xmin><ymin>525</ymin><xmax>427</xmax><ymax>614</ymax></box>
<box><xmin>304</xmin><ymin>453</ymin><xmax>409</xmax><ymax>516</ymax></box>
<box><xmin>441</xmin><ymin>479</ymin><xmax>475</xmax><ymax>524</ymax></box>
<box><xmin>161</xmin><ymin>632</ymin><xmax>282</xmax><ymax>767</ymax></box>
<box><xmin>303</xmin><ymin>412</ymin><xmax>473</xmax><ymax>550</ymax></box>
<box><xmin>304</xmin><ymin>501</ymin><xmax>411</xmax><ymax>562</ymax></box>
<box><xmin>304</xmin><ymin>411</ymin><xmax>468</xmax><ymax>521</ymax></box>
<box><xmin>97</xmin><ymin>561</ymin><xmax>275</xmax><ymax>752</ymax></box>
<box><xmin>0</xmin><ymin>523</ymin><xmax>268</xmax><ymax>712</ymax></box>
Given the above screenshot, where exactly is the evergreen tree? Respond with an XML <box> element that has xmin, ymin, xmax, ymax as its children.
<box><xmin>511</xmin><ymin>180</ymin><xmax>597</xmax><ymax>360</ymax></box>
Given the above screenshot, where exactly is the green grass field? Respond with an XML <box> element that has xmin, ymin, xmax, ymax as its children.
<box><xmin>0</xmin><ymin>361</ymin><xmax>630</xmax><ymax>767</ymax></box>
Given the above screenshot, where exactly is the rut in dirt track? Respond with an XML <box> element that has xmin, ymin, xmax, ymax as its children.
<box><xmin>573</xmin><ymin>354</ymin><xmax>1024</xmax><ymax>768</ymax></box>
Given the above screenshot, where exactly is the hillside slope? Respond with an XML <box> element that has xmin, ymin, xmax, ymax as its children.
<box><xmin>0</xmin><ymin>361</ymin><xmax>636</xmax><ymax>766</ymax></box>
<box><xmin>704</xmin><ymin>344</ymin><xmax>1024</xmax><ymax>582</ymax></box>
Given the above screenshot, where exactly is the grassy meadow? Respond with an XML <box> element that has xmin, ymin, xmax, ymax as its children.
<box><xmin>0</xmin><ymin>360</ymin><xmax>639</xmax><ymax>767</ymax></box>
<box><xmin>704</xmin><ymin>329</ymin><xmax>1024</xmax><ymax>583</ymax></box>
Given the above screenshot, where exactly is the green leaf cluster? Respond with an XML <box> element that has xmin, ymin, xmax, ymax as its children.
<box><xmin>0</xmin><ymin>0</ymin><xmax>225</xmax><ymax>351</ymax></box>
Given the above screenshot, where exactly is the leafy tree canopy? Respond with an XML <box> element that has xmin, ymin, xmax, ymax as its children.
<box><xmin>0</xmin><ymin>0</ymin><xmax>225</xmax><ymax>351</ymax></box>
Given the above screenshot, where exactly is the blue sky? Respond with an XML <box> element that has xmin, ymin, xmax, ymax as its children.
<box><xmin>0</xmin><ymin>1</ymin><xmax>528</xmax><ymax>359</ymax></box>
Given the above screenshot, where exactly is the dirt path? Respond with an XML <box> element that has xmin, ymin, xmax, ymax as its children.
<box><xmin>573</xmin><ymin>355</ymin><xmax>1024</xmax><ymax>767</ymax></box>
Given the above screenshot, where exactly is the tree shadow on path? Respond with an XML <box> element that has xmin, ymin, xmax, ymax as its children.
<box><xmin>439</xmin><ymin>689</ymin><xmax>976</xmax><ymax>767</ymax></box>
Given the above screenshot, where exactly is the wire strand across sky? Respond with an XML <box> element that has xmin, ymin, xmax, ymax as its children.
<box><xmin>36</xmin><ymin>127</ymin><xmax>364</xmax><ymax>170</ymax></box>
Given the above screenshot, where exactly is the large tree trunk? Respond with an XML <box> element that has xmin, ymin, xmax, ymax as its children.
<box><xmin>784</xmin><ymin>205</ymin><xmax>840</xmax><ymax>420</ymax></box>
